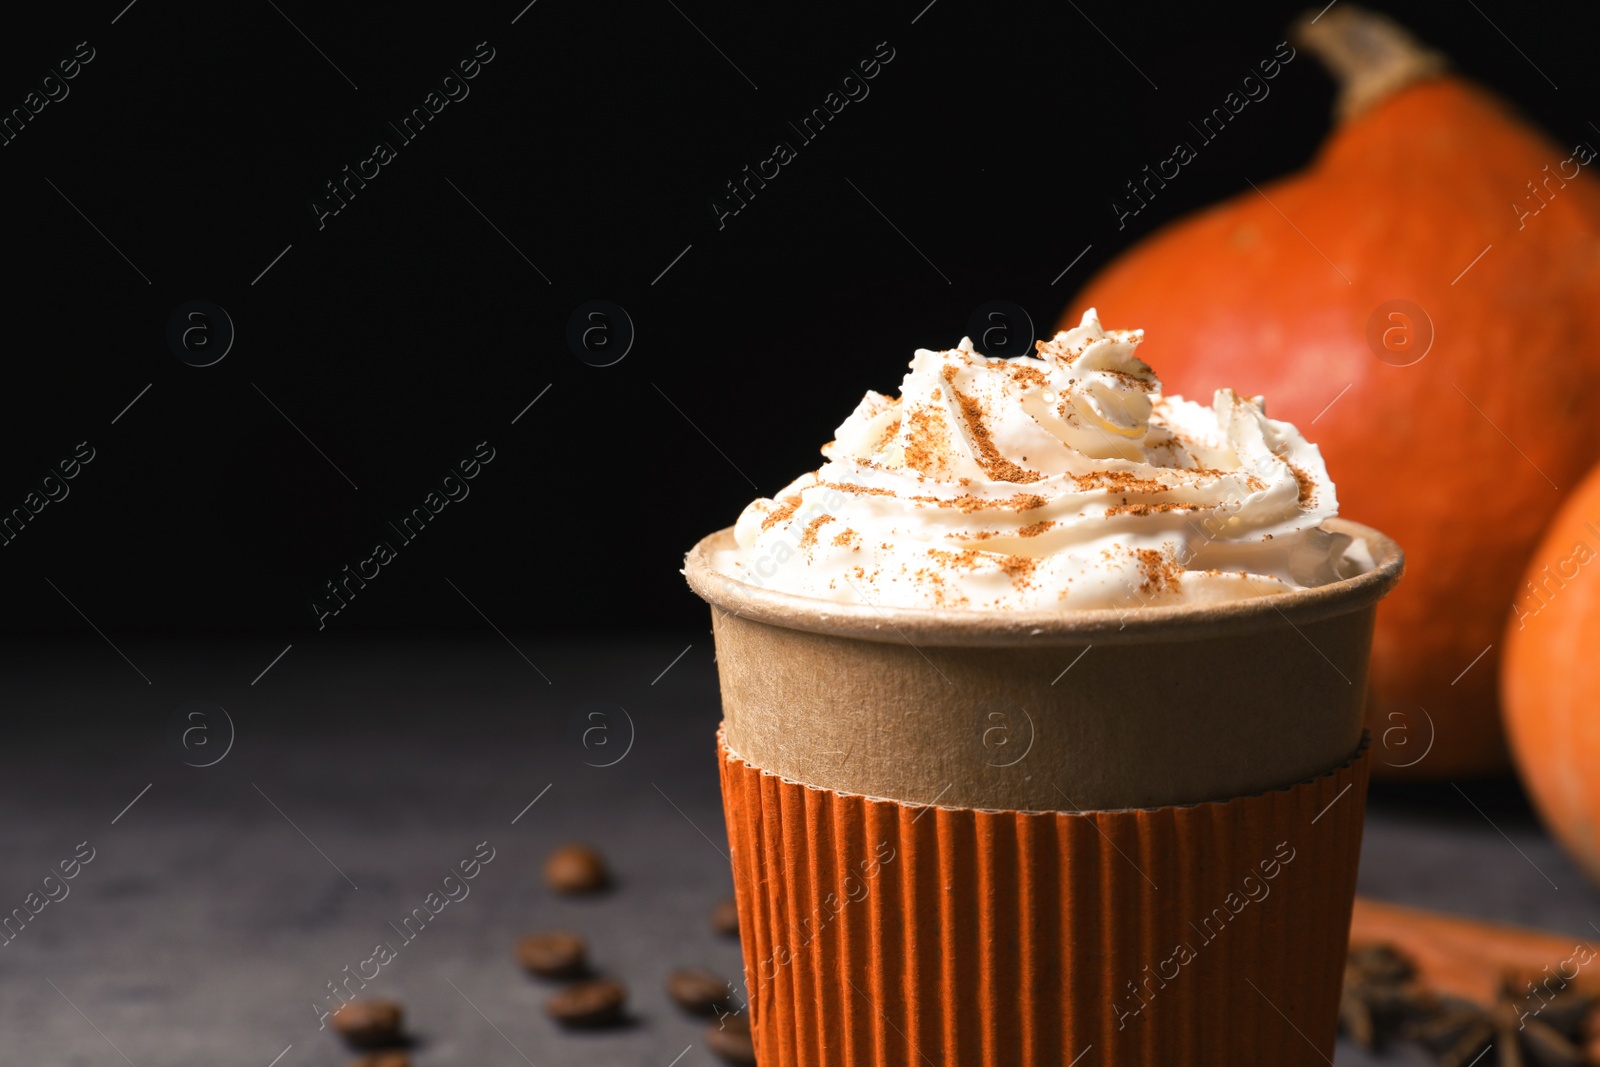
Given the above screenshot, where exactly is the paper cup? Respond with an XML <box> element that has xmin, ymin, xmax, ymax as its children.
<box><xmin>686</xmin><ymin>518</ymin><xmax>1402</xmax><ymax>1067</ymax></box>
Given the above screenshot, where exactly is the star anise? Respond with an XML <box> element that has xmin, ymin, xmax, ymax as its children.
<box><xmin>1340</xmin><ymin>943</ymin><xmax>1600</xmax><ymax>1065</ymax></box>
<box><xmin>1340</xmin><ymin>942</ymin><xmax>1439</xmax><ymax>1051</ymax></box>
<box><xmin>1401</xmin><ymin>971</ymin><xmax>1598</xmax><ymax>1066</ymax></box>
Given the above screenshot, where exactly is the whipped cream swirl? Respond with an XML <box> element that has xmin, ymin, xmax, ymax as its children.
<box><xmin>716</xmin><ymin>309</ymin><xmax>1357</xmax><ymax>610</ymax></box>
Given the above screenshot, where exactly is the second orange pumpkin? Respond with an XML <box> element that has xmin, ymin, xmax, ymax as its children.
<box><xmin>1503</xmin><ymin>459</ymin><xmax>1600</xmax><ymax>886</ymax></box>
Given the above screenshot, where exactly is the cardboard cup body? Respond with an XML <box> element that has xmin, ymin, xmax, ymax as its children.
<box><xmin>686</xmin><ymin>519</ymin><xmax>1402</xmax><ymax>1066</ymax></box>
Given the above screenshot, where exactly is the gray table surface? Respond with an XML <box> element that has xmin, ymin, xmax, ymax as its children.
<box><xmin>1</xmin><ymin>635</ymin><xmax>1590</xmax><ymax>1066</ymax></box>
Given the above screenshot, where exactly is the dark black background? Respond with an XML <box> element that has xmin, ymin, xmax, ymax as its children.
<box><xmin>0</xmin><ymin>0</ymin><xmax>1588</xmax><ymax>637</ymax></box>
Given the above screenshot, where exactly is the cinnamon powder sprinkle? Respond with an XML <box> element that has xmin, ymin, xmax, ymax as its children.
<box><xmin>1034</xmin><ymin>336</ymin><xmax>1086</xmax><ymax>365</ymax></box>
<box><xmin>799</xmin><ymin>513</ymin><xmax>834</xmax><ymax>548</ymax></box>
<box><xmin>1098</xmin><ymin>368</ymin><xmax>1156</xmax><ymax>389</ymax></box>
<box><xmin>942</xmin><ymin>366</ymin><xmax>1044</xmax><ymax>485</ymax></box>
<box><xmin>1135</xmin><ymin>548</ymin><xmax>1182</xmax><ymax>596</ymax></box>
<box><xmin>998</xmin><ymin>554</ymin><xmax>1038</xmax><ymax>588</ymax></box>
<box><xmin>941</xmin><ymin>492</ymin><xmax>1049</xmax><ymax>515</ymax></box>
<box><xmin>1288</xmin><ymin>464</ymin><xmax>1316</xmax><ymax>507</ymax></box>
<box><xmin>1007</xmin><ymin>364</ymin><xmax>1048</xmax><ymax>387</ymax></box>
<box><xmin>927</xmin><ymin>547</ymin><xmax>985</xmax><ymax>571</ymax></box>
<box><xmin>1071</xmin><ymin>470</ymin><xmax>1168</xmax><ymax>493</ymax></box>
<box><xmin>909</xmin><ymin>566</ymin><xmax>968</xmax><ymax>608</ymax></box>
<box><xmin>819</xmin><ymin>482</ymin><xmax>1048</xmax><ymax>515</ymax></box>
<box><xmin>964</xmin><ymin>524</ymin><xmax>1053</xmax><ymax>541</ymax></box>
<box><xmin>1172</xmin><ymin>466</ymin><xmax>1268</xmax><ymax>494</ymax></box>
<box><xmin>823</xmin><ymin>481</ymin><xmax>898</xmax><ymax>498</ymax></box>
<box><xmin>1104</xmin><ymin>502</ymin><xmax>1203</xmax><ymax>517</ymax></box>
<box><xmin>926</xmin><ymin>547</ymin><xmax>1039</xmax><ymax>592</ymax></box>
<box><xmin>761</xmin><ymin>494</ymin><xmax>803</xmax><ymax>530</ymax></box>
<box><xmin>832</xmin><ymin>527</ymin><xmax>860</xmax><ymax>549</ymax></box>
<box><xmin>903</xmin><ymin>406</ymin><xmax>954</xmax><ymax>477</ymax></box>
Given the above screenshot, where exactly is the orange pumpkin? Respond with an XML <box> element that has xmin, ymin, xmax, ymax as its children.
<box><xmin>1063</xmin><ymin>6</ymin><xmax>1600</xmax><ymax>777</ymax></box>
<box><xmin>1502</xmin><ymin>460</ymin><xmax>1600</xmax><ymax>884</ymax></box>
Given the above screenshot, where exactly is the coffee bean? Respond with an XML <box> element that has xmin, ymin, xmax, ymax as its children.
<box><xmin>706</xmin><ymin>1013</ymin><xmax>758</xmax><ymax>1064</ymax></box>
<box><xmin>350</xmin><ymin>1055</ymin><xmax>409</xmax><ymax>1067</ymax></box>
<box><xmin>666</xmin><ymin>967</ymin><xmax>734</xmax><ymax>1014</ymax></box>
<box><xmin>331</xmin><ymin>1000</ymin><xmax>403</xmax><ymax>1048</ymax></box>
<box><xmin>711</xmin><ymin>896</ymin><xmax>740</xmax><ymax>937</ymax></box>
<box><xmin>543</xmin><ymin>843</ymin><xmax>609</xmax><ymax>894</ymax></box>
<box><xmin>516</xmin><ymin>931</ymin><xmax>588</xmax><ymax>978</ymax></box>
<box><xmin>545</xmin><ymin>978</ymin><xmax>627</xmax><ymax>1028</ymax></box>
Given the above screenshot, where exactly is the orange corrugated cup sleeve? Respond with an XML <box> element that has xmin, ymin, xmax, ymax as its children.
<box><xmin>718</xmin><ymin>730</ymin><xmax>1370</xmax><ymax>1067</ymax></box>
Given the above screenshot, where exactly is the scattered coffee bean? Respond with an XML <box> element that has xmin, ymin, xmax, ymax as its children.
<box><xmin>516</xmin><ymin>931</ymin><xmax>588</xmax><ymax>978</ymax></box>
<box><xmin>350</xmin><ymin>1054</ymin><xmax>409</xmax><ymax>1067</ymax></box>
<box><xmin>711</xmin><ymin>896</ymin><xmax>740</xmax><ymax>937</ymax></box>
<box><xmin>544</xmin><ymin>843</ymin><xmax>609</xmax><ymax>894</ymax></box>
<box><xmin>331</xmin><ymin>1000</ymin><xmax>403</xmax><ymax>1048</ymax></box>
<box><xmin>546</xmin><ymin>978</ymin><xmax>627</xmax><ymax>1028</ymax></box>
<box><xmin>706</xmin><ymin>1012</ymin><xmax>758</xmax><ymax>1064</ymax></box>
<box><xmin>667</xmin><ymin>967</ymin><xmax>734</xmax><ymax>1015</ymax></box>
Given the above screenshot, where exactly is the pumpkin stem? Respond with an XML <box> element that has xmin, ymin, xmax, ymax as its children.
<box><xmin>1292</xmin><ymin>5</ymin><xmax>1447</xmax><ymax>121</ymax></box>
